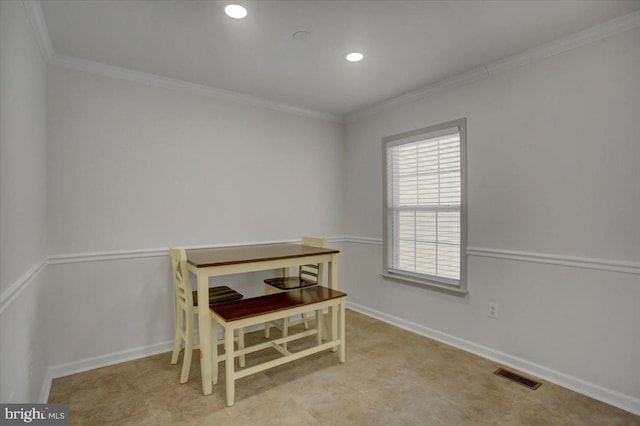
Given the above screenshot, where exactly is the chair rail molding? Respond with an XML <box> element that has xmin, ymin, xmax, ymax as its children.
<box><xmin>4</xmin><ymin>239</ymin><xmax>636</xmax><ymax>313</ymax></box>
<box><xmin>43</xmin><ymin>238</ymin><xmax>640</xmax><ymax>276</ymax></box>
<box><xmin>334</xmin><ymin>237</ymin><xmax>640</xmax><ymax>276</ymax></box>
<box><xmin>0</xmin><ymin>258</ymin><xmax>47</xmax><ymax>315</ymax></box>
<box><xmin>466</xmin><ymin>246</ymin><xmax>640</xmax><ymax>276</ymax></box>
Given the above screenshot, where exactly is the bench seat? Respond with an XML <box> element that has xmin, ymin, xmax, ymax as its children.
<box><xmin>210</xmin><ymin>286</ymin><xmax>347</xmax><ymax>406</ymax></box>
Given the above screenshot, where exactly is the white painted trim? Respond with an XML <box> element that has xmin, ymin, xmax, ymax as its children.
<box><xmin>47</xmin><ymin>238</ymin><xmax>300</xmax><ymax>265</ymax></box>
<box><xmin>45</xmin><ymin>238</ymin><xmax>640</xmax><ymax>276</ymax></box>
<box><xmin>46</xmin><ymin>340</ymin><xmax>174</xmax><ymax>380</ymax></box>
<box><xmin>0</xmin><ymin>259</ymin><xmax>47</xmax><ymax>314</ymax></box>
<box><xmin>328</xmin><ymin>236</ymin><xmax>383</xmax><ymax>245</ymax></box>
<box><xmin>346</xmin><ymin>302</ymin><xmax>640</xmax><ymax>416</ymax></box>
<box><xmin>467</xmin><ymin>247</ymin><xmax>640</xmax><ymax>276</ymax></box>
<box><xmin>47</xmin><ymin>248</ymin><xmax>168</xmax><ymax>265</ymax></box>
<box><xmin>347</xmin><ymin>66</ymin><xmax>489</xmax><ymax>122</ymax></box>
<box><xmin>347</xmin><ymin>10</ymin><xmax>640</xmax><ymax>122</ymax></box>
<box><xmin>38</xmin><ymin>322</ymin><xmax>270</xmax><ymax>403</ymax></box>
<box><xmin>48</xmin><ymin>54</ymin><xmax>343</xmax><ymax>124</ymax></box>
<box><xmin>22</xmin><ymin>0</ymin><xmax>53</xmax><ymax>61</ymax></box>
<box><xmin>330</xmin><ymin>237</ymin><xmax>640</xmax><ymax>276</ymax></box>
<box><xmin>39</xmin><ymin>374</ymin><xmax>51</xmax><ymax>404</ymax></box>
<box><xmin>486</xmin><ymin>9</ymin><xmax>640</xmax><ymax>76</ymax></box>
<box><xmin>39</xmin><ymin>340</ymin><xmax>174</xmax><ymax>403</ymax></box>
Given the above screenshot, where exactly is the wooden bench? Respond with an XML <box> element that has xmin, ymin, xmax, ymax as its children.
<box><xmin>209</xmin><ymin>286</ymin><xmax>347</xmax><ymax>406</ymax></box>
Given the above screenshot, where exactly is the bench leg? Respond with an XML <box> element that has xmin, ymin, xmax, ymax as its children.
<box><xmin>282</xmin><ymin>317</ymin><xmax>289</xmax><ymax>350</ymax></box>
<box><xmin>211</xmin><ymin>316</ymin><xmax>218</xmax><ymax>385</ymax></box>
<box><xmin>316</xmin><ymin>309</ymin><xmax>323</xmax><ymax>346</ymax></box>
<box><xmin>331</xmin><ymin>306</ymin><xmax>338</xmax><ymax>352</ymax></box>
<box><xmin>225</xmin><ymin>326</ymin><xmax>235</xmax><ymax>407</ymax></box>
<box><xmin>238</xmin><ymin>328</ymin><xmax>245</xmax><ymax>368</ymax></box>
<box><xmin>322</xmin><ymin>310</ymin><xmax>329</xmax><ymax>341</ymax></box>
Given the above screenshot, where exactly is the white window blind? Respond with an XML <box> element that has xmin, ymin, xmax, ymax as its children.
<box><xmin>383</xmin><ymin>119</ymin><xmax>466</xmax><ymax>291</ymax></box>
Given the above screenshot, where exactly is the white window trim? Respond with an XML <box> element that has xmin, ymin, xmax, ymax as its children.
<box><xmin>382</xmin><ymin>118</ymin><xmax>468</xmax><ymax>294</ymax></box>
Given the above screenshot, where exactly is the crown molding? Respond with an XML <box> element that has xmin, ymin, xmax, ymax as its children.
<box><xmin>346</xmin><ymin>66</ymin><xmax>489</xmax><ymax>123</ymax></box>
<box><xmin>48</xmin><ymin>54</ymin><xmax>343</xmax><ymax>124</ymax></box>
<box><xmin>22</xmin><ymin>0</ymin><xmax>53</xmax><ymax>61</ymax></box>
<box><xmin>347</xmin><ymin>10</ymin><xmax>640</xmax><ymax>123</ymax></box>
<box><xmin>26</xmin><ymin>0</ymin><xmax>640</xmax><ymax>124</ymax></box>
<box><xmin>486</xmin><ymin>9</ymin><xmax>640</xmax><ymax>76</ymax></box>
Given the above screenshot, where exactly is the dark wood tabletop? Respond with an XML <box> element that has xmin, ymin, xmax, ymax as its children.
<box><xmin>210</xmin><ymin>286</ymin><xmax>347</xmax><ymax>322</ymax></box>
<box><xmin>186</xmin><ymin>243</ymin><xmax>339</xmax><ymax>268</ymax></box>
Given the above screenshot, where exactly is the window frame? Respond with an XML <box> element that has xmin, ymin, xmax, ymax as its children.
<box><xmin>382</xmin><ymin>118</ymin><xmax>468</xmax><ymax>294</ymax></box>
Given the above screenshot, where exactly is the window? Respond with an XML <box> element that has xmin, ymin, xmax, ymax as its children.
<box><xmin>382</xmin><ymin>118</ymin><xmax>467</xmax><ymax>293</ymax></box>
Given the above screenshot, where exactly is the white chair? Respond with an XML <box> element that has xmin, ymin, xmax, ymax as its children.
<box><xmin>263</xmin><ymin>237</ymin><xmax>326</xmax><ymax>342</ymax></box>
<box><xmin>169</xmin><ymin>246</ymin><xmax>244</xmax><ymax>383</ymax></box>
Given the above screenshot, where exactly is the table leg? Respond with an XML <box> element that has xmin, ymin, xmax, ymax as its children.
<box><xmin>329</xmin><ymin>254</ymin><xmax>338</xmax><ymax>352</ymax></box>
<box><xmin>197</xmin><ymin>273</ymin><xmax>213</xmax><ymax>395</ymax></box>
<box><xmin>339</xmin><ymin>299</ymin><xmax>346</xmax><ymax>363</ymax></box>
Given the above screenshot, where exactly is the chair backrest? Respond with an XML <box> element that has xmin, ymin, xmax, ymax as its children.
<box><xmin>299</xmin><ymin>236</ymin><xmax>327</xmax><ymax>285</ymax></box>
<box><xmin>169</xmin><ymin>245</ymin><xmax>194</xmax><ymax>309</ymax></box>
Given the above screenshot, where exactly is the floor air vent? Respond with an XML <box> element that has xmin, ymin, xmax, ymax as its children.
<box><xmin>494</xmin><ymin>368</ymin><xmax>542</xmax><ymax>390</ymax></box>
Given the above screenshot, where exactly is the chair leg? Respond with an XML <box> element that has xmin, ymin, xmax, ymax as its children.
<box><xmin>264</xmin><ymin>321</ymin><xmax>270</xmax><ymax>338</ymax></box>
<box><xmin>302</xmin><ymin>312</ymin><xmax>309</xmax><ymax>330</ymax></box>
<box><xmin>180</xmin><ymin>312</ymin><xmax>195</xmax><ymax>383</ymax></box>
<box><xmin>171</xmin><ymin>304</ymin><xmax>184</xmax><ymax>364</ymax></box>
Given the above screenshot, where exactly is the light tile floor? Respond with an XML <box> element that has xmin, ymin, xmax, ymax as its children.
<box><xmin>49</xmin><ymin>310</ymin><xmax>640</xmax><ymax>425</ymax></box>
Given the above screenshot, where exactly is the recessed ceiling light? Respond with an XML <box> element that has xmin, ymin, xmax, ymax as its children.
<box><xmin>225</xmin><ymin>4</ymin><xmax>247</xmax><ymax>19</ymax></box>
<box><xmin>346</xmin><ymin>52</ymin><xmax>364</xmax><ymax>62</ymax></box>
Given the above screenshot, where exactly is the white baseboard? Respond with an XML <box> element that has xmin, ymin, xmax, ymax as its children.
<box><xmin>38</xmin><ymin>304</ymin><xmax>640</xmax><ymax>415</ymax></box>
<box><xmin>40</xmin><ymin>340</ymin><xmax>174</xmax><ymax>403</ymax></box>
<box><xmin>346</xmin><ymin>301</ymin><xmax>640</xmax><ymax>416</ymax></box>
<box><xmin>37</xmin><ymin>318</ymin><xmax>306</xmax><ymax>403</ymax></box>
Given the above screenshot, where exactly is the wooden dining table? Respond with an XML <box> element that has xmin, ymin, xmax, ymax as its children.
<box><xmin>186</xmin><ymin>242</ymin><xmax>340</xmax><ymax>396</ymax></box>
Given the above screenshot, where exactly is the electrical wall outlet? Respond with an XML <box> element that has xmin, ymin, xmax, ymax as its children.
<box><xmin>488</xmin><ymin>302</ymin><xmax>499</xmax><ymax>319</ymax></box>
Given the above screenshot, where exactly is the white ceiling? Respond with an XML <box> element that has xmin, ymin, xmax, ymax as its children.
<box><xmin>40</xmin><ymin>0</ymin><xmax>640</xmax><ymax>118</ymax></box>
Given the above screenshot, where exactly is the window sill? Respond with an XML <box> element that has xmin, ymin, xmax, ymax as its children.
<box><xmin>380</xmin><ymin>273</ymin><xmax>467</xmax><ymax>295</ymax></box>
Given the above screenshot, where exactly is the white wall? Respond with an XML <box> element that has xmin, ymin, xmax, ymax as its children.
<box><xmin>44</xmin><ymin>65</ymin><xmax>345</xmax><ymax>367</ymax></box>
<box><xmin>343</xmin><ymin>27</ymin><xmax>640</xmax><ymax>411</ymax></box>
<box><xmin>0</xmin><ymin>0</ymin><xmax>49</xmax><ymax>402</ymax></box>
<box><xmin>4</xmin><ymin>1</ymin><xmax>639</xmax><ymax>412</ymax></box>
